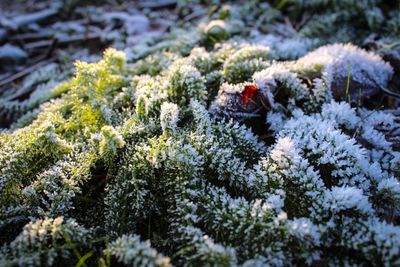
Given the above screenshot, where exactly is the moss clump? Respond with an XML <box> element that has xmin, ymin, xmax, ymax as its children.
<box><xmin>1</xmin><ymin>2</ymin><xmax>400</xmax><ymax>267</ymax></box>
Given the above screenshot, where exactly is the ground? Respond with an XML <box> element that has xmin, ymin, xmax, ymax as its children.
<box><xmin>0</xmin><ymin>1</ymin><xmax>400</xmax><ymax>266</ymax></box>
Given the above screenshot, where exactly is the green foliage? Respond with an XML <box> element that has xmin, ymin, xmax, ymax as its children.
<box><xmin>282</xmin><ymin>0</ymin><xmax>394</xmax><ymax>45</ymax></box>
<box><xmin>109</xmin><ymin>234</ymin><xmax>171</xmax><ymax>267</ymax></box>
<box><xmin>0</xmin><ymin>217</ymin><xmax>94</xmax><ymax>267</ymax></box>
<box><xmin>1</xmin><ymin>2</ymin><xmax>400</xmax><ymax>266</ymax></box>
<box><xmin>164</xmin><ymin>59</ymin><xmax>207</xmax><ymax>106</ymax></box>
<box><xmin>99</xmin><ymin>125</ymin><xmax>125</xmax><ymax>165</ymax></box>
<box><xmin>223</xmin><ymin>45</ymin><xmax>270</xmax><ymax>83</ymax></box>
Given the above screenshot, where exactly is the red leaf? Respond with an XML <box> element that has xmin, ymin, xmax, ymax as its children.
<box><xmin>241</xmin><ymin>84</ymin><xmax>258</xmax><ymax>104</ymax></box>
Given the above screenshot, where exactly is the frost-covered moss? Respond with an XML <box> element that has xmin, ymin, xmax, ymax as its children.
<box><xmin>1</xmin><ymin>1</ymin><xmax>400</xmax><ymax>266</ymax></box>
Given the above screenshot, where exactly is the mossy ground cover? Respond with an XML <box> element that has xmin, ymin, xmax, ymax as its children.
<box><xmin>1</xmin><ymin>1</ymin><xmax>400</xmax><ymax>266</ymax></box>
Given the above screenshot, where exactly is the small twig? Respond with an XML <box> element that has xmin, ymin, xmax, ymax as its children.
<box><xmin>255</xmin><ymin>13</ymin><xmax>268</xmax><ymax>29</ymax></box>
<box><xmin>140</xmin><ymin>0</ymin><xmax>177</xmax><ymax>9</ymax></box>
<box><xmin>360</xmin><ymin>70</ymin><xmax>400</xmax><ymax>99</ymax></box>
<box><xmin>45</xmin><ymin>38</ymin><xmax>58</xmax><ymax>58</ymax></box>
<box><xmin>184</xmin><ymin>8</ymin><xmax>208</xmax><ymax>22</ymax></box>
<box><xmin>295</xmin><ymin>13</ymin><xmax>314</xmax><ymax>31</ymax></box>
<box><xmin>284</xmin><ymin>16</ymin><xmax>296</xmax><ymax>33</ymax></box>
<box><xmin>10</xmin><ymin>32</ymin><xmax>52</xmax><ymax>42</ymax></box>
<box><xmin>379</xmin><ymin>86</ymin><xmax>400</xmax><ymax>99</ymax></box>
<box><xmin>25</xmin><ymin>33</ymin><xmax>100</xmax><ymax>50</ymax></box>
<box><xmin>4</xmin><ymin>84</ymin><xmax>30</xmax><ymax>101</ymax></box>
<box><xmin>12</xmin><ymin>7</ymin><xmax>60</xmax><ymax>29</ymax></box>
<box><xmin>352</xmin><ymin>106</ymin><xmax>385</xmax><ymax>139</ymax></box>
<box><xmin>0</xmin><ymin>57</ymin><xmax>55</xmax><ymax>89</ymax></box>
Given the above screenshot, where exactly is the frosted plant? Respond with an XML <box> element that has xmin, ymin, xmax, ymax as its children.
<box><xmin>323</xmin><ymin>186</ymin><xmax>373</xmax><ymax>216</ymax></box>
<box><xmin>202</xmin><ymin>20</ymin><xmax>230</xmax><ymax>44</ymax></box>
<box><xmin>255</xmin><ymin>34</ymin><xmax>318</xmax><ymax>60</ymax></box>
<box><xmin>278</xmin><ymin>113</ymin><xmax>378</xmax><ymax>190</ymax></box>
<box><xmin>0</xmin><ymin>121</ymin><xmax>71</xmax><ymax>207</ymax></box>
<box><xmin>99</xmin><ymin>125</ymin><xmax>125</xmax><ymax>164</ymax></box>
<box><xmin>160</xmin><ymin>102</ymin><xmax>179</xmax><ymax>133</ymax></box>
<box><xmin>134</xmin><ymin>75</ymin><xmax>167</xmax><ymax>118</ymax></box>
<box><xmin>22</xmin><ymin>149</ymin><xmax>95</xmax><ymax>217</ymax></box>
<box><xmin>189</xmin><ymin>100</ymin><xmax>270</xmax><ymax>196</ymax></box>
<box><xmin>130</xmin><ymin>52</ymin><xmax>179</xmax><ymax>77</ymax></box>
<box><xmin>0</xmin><ymin>217</ymin><xmax>93</xmax><ymax>267</ymax></box>
<box><xmin>283</xmin><ymin>0</ymin><xmax>388</xmax><ymax>45</ymax></box>
<box><xmin>374</xmin><ymin>178</ymin><xmax>400</xmax><ymax>221</ymax></box>
<box><xmin>170</xmin><ymin>200</ymin><xmax>238</xmax><ymax>266</ymax></box>
<box><xmin>163</xmin><ymin>59</ymin><xmax>207</xmax><ymax>106</ymax></box>
<box><xmin>178</xmin><ymin>183</ymin><xmax>320</xmax><ymax>265</ymax></box>
<box><xmin>187</xmin><ymin>48</ymin><xmax>223</xmax><ymax>99</ymax></box>
<box><xmin>319</xmin><ymin>100</ymin><xmax>360</xmax><ymax>129</ymax></box>
<box><xmin>210</xmin><ymin>57</ymin><xmax>333</xmax><ymax>120</ymax></box>
<box><xmin>109</xmin><ymin>234</ymin><xmax>171</xmax><ymax>267</ymax></box>
<box><xmin>0</xmin><ymin>77</ymin><xmax>68</xmax><ymax>125</ymax></box>
<box><xmin>1</xmin><ymin>3</ymin><xmax>400</xmax><ymax>266</ymax></box>
<box><xmin>103</xmin><ymin>142</ymin><xmax>151</xmax><ymax>236</ymax></box>
<box><xmin>322</xmin><ymin>216</ymin><xmax>400</xmax><ymax>266</ymax></box>
<box><xmin>259</xmin><ymin>137</ymin><xmax>326</xmax><ymax>217</ymax></box>
<box><xmin>1</xmin><ymin>141</ymin><xmax>99</xmax><ymax>231</ymax></box>
<box><xmin>315</xmin><ymin>102</ymin><xmax>400</xmax><ymax>180</ymax></box>
<box><xmin>294</xmin><ymin>43</ymin><xmax>394</xmax><ymax>103</ymax></box>
<box><xmin>223</xmin><ymin>45</ymin><xmax>270</xmax><ymax>84</ymax></box>
<box><xmin>0</xmin><ymin>63</ymin><xmax>69</xmax><ymax>123</ymax></box>
<box><xmin>356</xmin><ymin>109</ymin><xmax>400</xmax><ymax>177</ymax></box>
<box><xmin>253</xmin><ymin>63</ymin><xmax>326</xmax><ymax>113</ymax></box>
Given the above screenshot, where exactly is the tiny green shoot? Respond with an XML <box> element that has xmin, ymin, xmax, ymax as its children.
<box><xmin>345</xmin><ymin>62</ymin><xmax>351</xmax><ymax>103</ymax></box>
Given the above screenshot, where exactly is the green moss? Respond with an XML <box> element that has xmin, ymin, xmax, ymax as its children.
<box><xmin>1</xmin><ymin>2</ymin><xmax>400</xmax><ymax>266</ymax></box>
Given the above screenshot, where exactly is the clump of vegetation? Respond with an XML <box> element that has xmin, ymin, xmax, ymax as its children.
<box><xmin>1</xmin><ymin>1</ymin><xmax>400</xmax><ymax>266</ymax></box>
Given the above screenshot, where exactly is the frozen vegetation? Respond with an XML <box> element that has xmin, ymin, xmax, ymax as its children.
<box><xmin>0</xmin><ymin>0</ymin><xmax>400</xmax><ymax>266</ymax></box>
